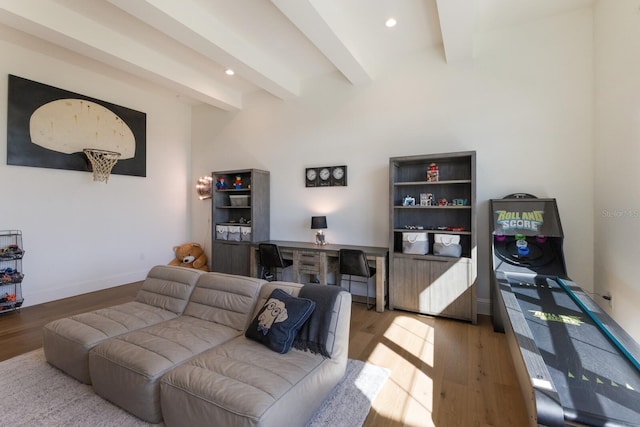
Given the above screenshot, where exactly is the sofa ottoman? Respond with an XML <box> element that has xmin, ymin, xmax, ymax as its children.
<box><xmin>159</xmin><ymin>282</ymin><xmax>351</xmax><ymax>427</ymax></box>
<box><xmin>89</xmin><ymin>272</ymin><xmax>266</xmax><ymax>423</ymax></box>
<box><xmin>42</xmin><ymin>265</ymin><xmax>203</xmax><ymax>384</ymax></box>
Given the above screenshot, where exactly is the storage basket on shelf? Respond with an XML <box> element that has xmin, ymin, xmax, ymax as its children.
<box><xmin>215</xmin><ymin>225</ymin><xmax>228</xmax><ymax>240</ymax></box>
<box><xmin>433</xmin><ymin>234</ymin><xmax>462</xmax><ymax>257</ymax></box>
<box><xmin>227</xmin><ymin>226</ymin><xmax>241</xmax><ymax>241</ymax></box>
<box><xmin>240</xmin><ymin>226</ymin><xmax>252</xmax><ymax>241</ymax></box>
<box><xmin>229</xmin><ymin>195</ymin><xmax>249</xmax><ymax>206</ymax></box>
<box><xmin>402</xmin><ymin>232</ymin><xmax>428</xmax><ymax>255</ymax></box>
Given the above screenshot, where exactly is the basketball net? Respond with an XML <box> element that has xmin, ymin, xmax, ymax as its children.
<box><xmin>83</xmin><ymin>149</ymin><xmax>121</xmax><ymax>183</ymax></box>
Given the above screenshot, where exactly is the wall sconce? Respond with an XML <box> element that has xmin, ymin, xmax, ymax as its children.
<box><xmin>196</xmin><ymin>176</ymin><xmax>213</xmax><ymax>200</ymax></box>
<box><xmin>311</xmin><ymin>216</ymin><xmax>327</xmax><ymax>245</ymax></box>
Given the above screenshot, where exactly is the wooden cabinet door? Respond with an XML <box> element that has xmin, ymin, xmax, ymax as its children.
<box><xmin>391</xmin><ymin>256</ymin><xmax>431</xmax><ymax>313</ymax></box>
<box><xmin>392</xmin><ymin>256</ymin><xmax>473</xmax><ymax>320</ymax></box>
<box><xmin>428</xmin><ymin>257</ymin><xmax>472</xmax><ymax>320</ymax></box>
<box><xmin>212</xmin><ymin>242</ymin><xmax>250</xmax><ymax>276</ymax></box>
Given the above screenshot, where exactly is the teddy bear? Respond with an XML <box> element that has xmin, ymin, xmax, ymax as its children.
<box><xmin>168</xmin><ymin>242</ymin><xmax>209</xmax><ymax>271</ymax></box>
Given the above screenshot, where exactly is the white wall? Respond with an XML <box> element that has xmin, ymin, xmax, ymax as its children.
<box><xmin>594</xmin><ymin>0</ymin><xmax>640</xmax><ymax>342</ymax></box>
<box><xmin>190</xmin><ymin>105</ymin><xmax>235</xmax><ymax>263</ymax></box>
<box><xmin>191</xmin><ymin>9</ymin><xmax>595</xmax><ymax>314</ymax></box>
<box><xmin>0</xmin><ymin>25</ymin><xmax>193</xmax><ymax>306</ymax></box>
<box><xmin>0</xmin><ymin>7</ymin><xmax>599</xmax><ymax>317</ymax></box>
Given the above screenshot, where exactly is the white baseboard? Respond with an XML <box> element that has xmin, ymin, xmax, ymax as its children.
<box><xmin>22</xmin><ymin>269</ymin><xmax>147</xmax><ymax>308</ymax></box>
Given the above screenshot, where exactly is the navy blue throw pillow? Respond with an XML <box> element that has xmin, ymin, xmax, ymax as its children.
<box><xmin>245</xmin><ymin>288</ymin><xmax>316</xmax><ymax>354</ymax></box>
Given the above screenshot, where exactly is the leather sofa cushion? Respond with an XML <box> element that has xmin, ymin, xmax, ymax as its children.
<box><xmin>91</xmin><ymin>316</ymin><xmax>242</xmax><ymax>381</ymax></box>
<box><xmin>134</xmin><ymin>264</ymin><xmax>205</xmax><ymax>314</ymax></box>
<box><xmin>184</xmin><ymin>272</ymin><xmax>267</xmax><ymax>330</ymax></box>
<box><xmin>160</xmin><ymin>335</ymin><xmax>345</xmax><ymax>427</ymax></box>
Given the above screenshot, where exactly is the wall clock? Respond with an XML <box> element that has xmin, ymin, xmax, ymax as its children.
<box><xmin>305</xmin><ymin>165</ymin><xmax>347</xmax><ymax>187</ymax></box>
<box><xmin>318</xmin><ymin>167</ymin><xmax>331</xmax><ymax>186</ymax></box>
<box><xmin>331</xmin><ymin>166</ymin><xmax>347</xmax><ymax>186</ymax></box>
<box><xmin>305</xmin><ymin>168</ymin><xmax>318</xmax><ymax>187</ymax></box>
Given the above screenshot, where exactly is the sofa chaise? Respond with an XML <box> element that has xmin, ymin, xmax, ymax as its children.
<box><xmin>42</xmin><ymin>265</ymin><xmax>203</xmax><ymax>384</ymax></box>
<box><xmin>160</xmin><ymin>281</ymin><xmax>352</xmax><ymax>427</ymax></box>
<box><xmin>89</xmin><ymin>271</ymin><xmax>266</xmax><ymax>423</ymax></box>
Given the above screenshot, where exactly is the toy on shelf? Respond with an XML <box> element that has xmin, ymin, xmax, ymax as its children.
<box><xmin>234</xmin><ymin>175</ymin><xmax>242</xmax><ymax>189</ymax></box>
<box><xmin>0</xmin><ymin>244</ymin><xmax>23</xmax><ymax>259</ymax></box>
<box><xmin>1</xmin><ymin>267</ymin><xmax>23</xmax><ymax>283</ymax></box>
<box><xmin>426</xmin><ymin>163</ymin><xmax>439</xmax><ymax>182</ymax></box>
<box><xmin>420</xmin><ymin>193</ymin><xmax>435</xmax><ymax>206</ymax></box>
<box><xmin>216</xmin><ymin>177</ymin><xmax>227</xmax><ymax>190</ymax></box>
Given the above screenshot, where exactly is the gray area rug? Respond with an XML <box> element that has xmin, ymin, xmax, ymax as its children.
<box><xmin>0</xmin><ymin>349</ymin><xmax>389</xmax><ymax>427</ymax></box>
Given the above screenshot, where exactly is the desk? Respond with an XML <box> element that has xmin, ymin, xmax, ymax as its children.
<box><xmin>250</xmin><ymin>240</ymin><xmax>388</xmax><ymax>312</ymax></box>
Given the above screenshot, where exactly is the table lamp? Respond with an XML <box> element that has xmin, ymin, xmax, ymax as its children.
<box><xmin>311</xmin><ymin>216</ymin><xmax>327</xmax><ymax>245</ymax></box>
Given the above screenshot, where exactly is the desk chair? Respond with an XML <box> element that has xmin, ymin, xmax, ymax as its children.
<box><xmin>339</xmin><ymin>249</ymin><xmax>376</xmax><ymax>309</ymax></box>
<box><xmin>258</xmin><ymin>243</ymin><xmax>293</xmax><ymax>281</ymax></box>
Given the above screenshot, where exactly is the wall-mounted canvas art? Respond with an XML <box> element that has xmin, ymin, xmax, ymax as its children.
<box><xmin>6</xmin><ymin>74</ymin><xmax>146</xmax><ymax>177</ymax></box>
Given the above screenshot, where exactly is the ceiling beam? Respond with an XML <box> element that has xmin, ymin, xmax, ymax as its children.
<box><xmin>0</xmin><ymin>1</ymin><xmax>242</xmax><ymax>110</ymax></box>
<box><xmin>108</xmin><ymin>0</ymin><xmax>300</xmax><ymax>100</ymax></box>
<box><xmin>436</xmin><ymin>0</ymin><xmax>475</xmax><ymax>64</ymax></box>
<box><xmin>271</xmin><ymin>0</ymin><xmax>371</xmax><ymax>86</ymax></box>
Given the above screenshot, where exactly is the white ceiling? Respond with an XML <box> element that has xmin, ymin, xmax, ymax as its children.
<box><xmin>0</xmin><ymin>0</ymin><xmax>594</xmax><ymax>111</ymax></box>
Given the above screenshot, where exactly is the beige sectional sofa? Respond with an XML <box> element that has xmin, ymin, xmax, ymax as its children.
<box><xmin>42</xmin><ymin>266</ymin><xmax>352</xmax><ymax>427</ymax></box>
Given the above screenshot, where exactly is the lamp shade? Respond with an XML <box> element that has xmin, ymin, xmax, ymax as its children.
<box><xmin>311</xmin><ymin>216</ymin><xmax>327</xmax><ymax>230</ymax></box>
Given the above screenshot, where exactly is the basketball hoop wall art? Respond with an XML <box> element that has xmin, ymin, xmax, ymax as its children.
<box><xmin>6</xmin><ymin>75</ymin><xmax>146</xmax><ymax>178</ymax></box>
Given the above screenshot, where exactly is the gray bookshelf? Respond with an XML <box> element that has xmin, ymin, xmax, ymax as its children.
<box><xmin>389</xmin><ymin>152</ymin><xmax>477</xmax><ymax>323</ymax></box>
<box><xmin>211</xmin><ymin>169</ymin><xmax>269</xmax><ymax>276</ymax></box>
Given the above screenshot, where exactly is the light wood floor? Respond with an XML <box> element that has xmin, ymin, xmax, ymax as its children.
<box><xmin>0</xmin><ymin>283</ymin><xmax>530</xmax><ymax>426</ymax></box>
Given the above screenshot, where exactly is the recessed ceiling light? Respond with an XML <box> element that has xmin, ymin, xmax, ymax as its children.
<box><xmin>225</xmin><ymin>68</ymin><xmax>235</xmax><ymax>76</ymax></box>
<box><xmin>385</xmin><ymin>17</ymin><xmax>397</xmax><ymax>28</ymax></box>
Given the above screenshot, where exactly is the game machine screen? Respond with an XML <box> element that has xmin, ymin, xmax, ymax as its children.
<box><xmin>490</xmin><ymin>195</ymin><xmax>567</xmax><ymax>279</ymax></box>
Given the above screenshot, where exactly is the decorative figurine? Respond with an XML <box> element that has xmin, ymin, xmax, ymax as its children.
<box><xmin>234</xmin><ymin>175</ymin><xmax>242</xmax><ymax>189</ymax></box>
<box><xmin>216</xmin><ymin>177</ymin><xmax>227</xmax><ymax>190</ymax></box>
<box><xmin>421</xmin><ymin>193</ymin><xmax>435</xmax><ymax>206</ymax></box>
<box><xmin>427</xmin><ymin>163</ymin><xmax>439</xmax><ymax>182</ymax></box>
<box><xmin>402</xmin><ymin>195</ymin><xmax>416</xmax><ymax>206</ymax></box>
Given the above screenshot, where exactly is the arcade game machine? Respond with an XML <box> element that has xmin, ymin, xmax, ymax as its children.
<box><xmin>490</xmin><ymin>194</ymin><xmax>640</xmax><ymax>427</ymax></box>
